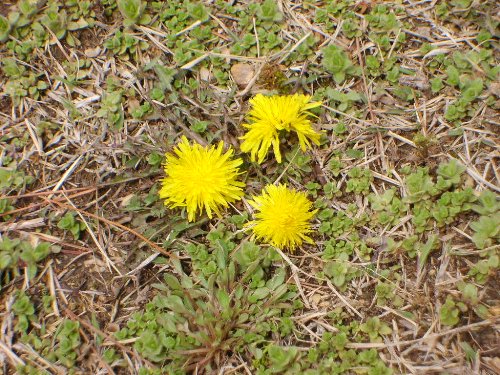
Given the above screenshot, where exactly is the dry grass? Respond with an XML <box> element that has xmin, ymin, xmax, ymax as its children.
<box><xmin>0</xmin><ymin>0</ymin><xmax>499</xmax><ymax>374</ymax></box>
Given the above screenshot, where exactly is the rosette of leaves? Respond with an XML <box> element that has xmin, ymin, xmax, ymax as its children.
<box><xmin>359</xmin><ymin>317</ymin><xmax>392</xmax><ymax>342</ymax></box>
<box><xmin>346</xmin><ymin>167</ymin><xmax>373</xmax><ymax>195</ymax></box>
<box><xmin>254</xmin><ymin>0</ymin><xmax>283</xmax><ymax>28</ymax></box>
<box><xmin>0</xmin><ymin>237</ymin><xmax>56</xmax><ymax>287</ymax></box>
<box><xmin>469</xmin><ymin>213</ymin><xmax>500</xmax><ymax>250</ymax></box>
<box><xmin>368</xmin><ymin>189</ymin><xmax>407</xmax><ymax>226</ymax></box>
<box><xmin>117</xmin><ymin>0</ymin><xmax>151</xmax><ymax>27</ymax></box>
<box><xmin>117</xmin><ymin>232</ymin><xmax>299</xmax><ymax>372</ymax></box>
<box><xmin>322</xmin><ymin>45</ymin><xmax>360</xmax><ymax>84</ymax></box>
<box><xmin>97</xmin><ymin>90</ymin><xmax>124</xmax><ymax>129</ymax></box>
<box><xmin>1</xmin><ymin>58</ymin><xmax>48</xmax><ymax>104</ymax></box>
<box><xmin>40</xmin><ymin>0</ymin><xmax>90</xmax><ymax>46</ymax></box>
<box><xmin>404</xmin><ymin>167</ymin><xmax>439</xmax><ymax>204</ymax></box>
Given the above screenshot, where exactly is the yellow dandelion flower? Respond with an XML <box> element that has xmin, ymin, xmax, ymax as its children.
<box><xmin>159</xmin><ymin>136</ymin><xmax>245</xmax><ymax>222</ymax></box>
<box><xmin>247</xmin><ymin>184</ymin><xmax>317</xmax><ymax>251</ymax></box>
<box><xmin>240</xmin><ymin>94</ymin><xmax>322</xmax><ymax>163</ymax></box>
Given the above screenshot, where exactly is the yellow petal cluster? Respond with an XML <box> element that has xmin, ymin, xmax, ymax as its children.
<box><xmin>247</xmin><ymin>184</ymin><xmax>317</xmax><ymax>251</ymax></box>
<box><xmin>240</xmin><ymin>94</ymin><xmax>322</xmax><ymax>163</ymax></box>
<box><xmin>159</xmin><ymin>136</ymin><xmax>244</xmax><ymax>222</ymax></box>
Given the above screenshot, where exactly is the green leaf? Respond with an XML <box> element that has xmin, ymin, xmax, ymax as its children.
<box><xmin>322</xmin><ymin>45</ymin><xmax>355</xmax><ymax>83</ymax></box>
<box><xmin>0</xmin><ymin>15</ymin><xmax>10</xmax><ymax>42</ymax></box>
<box><xmin>216</xmin><ymin>289</ymin><xmax>231</xmax><ymax>311</ymax></box>
<box><xmin>267</xmin><ymin>345</ymin><xmax>298</xmax><ymax>373</ymax></box>
<box><xmin>249</xmin><ymin>287</ymin><xmax>270</xmax><ymax>302</ymax></box>
<box><xmin>117</xmin><ymin>0</ymin><xmax>142</xmax><ymax>22</ymax></box>
<box><xmin>471</xmin><ymin>190</ymin><xmax>499</xmax><ymax>216</ymax></box>
<box><xmin>440</xmin><ymin>296</ymin><xmax>460</xmax><ymax>326</ymax></box>
<box><xmin>418</xmin><ymin>234</ymin><xmax>439</xmax><ymax>271</ymax></box>
<box><xmin>470</xmin><ymin>214</ymin><xmax>500</xmax><ymax>249</ymax></box>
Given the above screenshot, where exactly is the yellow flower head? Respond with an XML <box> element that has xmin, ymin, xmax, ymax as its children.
<box><xmin>159</xmin><ymin>136</ymin><xmax>245</xmax><ymax>222</ymax></box>
<box><xmin>247</xmin><ymin>184</ymin><xmax>317</xmax><ymax>251</ymax></box>
<box><xmin>240</xmin><ymin>94</ymin><xmax>322</xmax><ymax>164</ymax></box>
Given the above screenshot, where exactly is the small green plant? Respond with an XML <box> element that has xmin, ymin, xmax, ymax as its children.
<box><xmin>375</xmin><ymin>281</ymin><xmax>403</xmax><ymax>307</ymax></box>
<box><xmin>440</xmin><ymin>296</ymin><xmax>462</xmax><ymax>326</ymax></box>
<box><xmin>469</xmin><ymin>214</ymin><xmax>499</xmax><ymax>249</ymax></box>
<box><xmin>360</xmin><ymin>317</ymin><xmax>392</xmax><ymax>342</ymax></box>
<box><xmin>51</xmin><ymin>320</ymin><xmax>82</xmax><ymax>367</ymax></box>
<box><xmin>318</xmin><ymin>210</ymin><xmax>354</xmax><ymax>237</ymax></box>
<box><xmin>97</xmin><ymin>89</ymin><xmax>124</xmax><ymax>129</ymax></box>
<box><xmin>116</xmin><ymin>228</ymin><xmax>299</xmax><ymax>372</ymax></box>
<box><xmin>1</xmin><ymin>59</ymin><xmax>48</xmax><ymax>104</ymax></box>
<box><xmin>322</xmin><ymin>45</ymin><xmax>360</xmax><ymax>84</ymax></box>
<box><xmin>0</xmin><ymin>237</ymin><xmax>56</xmax><ymax>285</ymax></box>
<box><xmin>471</xmin><ymin>190</ymin><xmax>499</xmax><ymax>216</ymax></box>
<box><xmin>368</xmin><ymin>189</ymin><xmax>407</xmax><ymax>226</ymax></box>
<box><xmin>346</xmin><ymin>167</ymin><xmax>373</xmax><ymax>195</ymax></box>
<box><xmin>261</xmin><ymin>345</ymin><xmax>300</xmax><ymax>373</ymax></box>
<box><xmin>468</xmin><ymin>254</ymin><xmax>498</xmax><ymax>284</ymax></box>
<box><xmin>12</xmin><ymin>290</ymin><xmax>35</xmax><ymax>332</ymax></box>
<box><xmin>436</xmin><ymin>159</ymin><xmax>466</xmax><ymax>189</ymax></box>
<box><xmin>0</xmin><ymin>167</ymin><xmax>33</xmax><ymax>192</ymax></box>
<box><xmin>117</xmin><ymin>0</ymin><xmax>151</xmax><ymax>26</ymax></box>
<box><xmin>57</xmin><ymin>212</ymin><xmax>86</xmax><ymax>239</ymax></box>
<box><xmin>255</xmin><ymin>0</ymin><xmax>283</xmax><ymax>28</ymax></box>
<box><xmin>323</xmin><ymin>255</ymin><xmax>361</xmax><ymax>291</ymax></box>
<box><xmin>104</xmin><ymin>30</ymin><xmax>149</xmax><ymax>57</ymax></box>
<box><xmin>366</xmin><ymin>5</ymin><xmax>400</xmax><ymax>32</ymax></box>
<box><xmin>131</xmin><ymin>101</ymin><xmax>153</xmax><ymax>119</ymax></box>
<box><xmin>0</xmin><ymin>198</ymin><xmax>15</xmax><ymax>220</ymax></box>
<box><xmin>322</xmin><ymin>88</ymin><xmax>364</xmax><ymax>112</ymax></box>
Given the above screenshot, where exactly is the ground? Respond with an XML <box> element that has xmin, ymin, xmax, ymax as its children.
<box><xmin>0</xmin><ymin>0</ymin><xmax>499</xmax><ymax>374</ymax></box>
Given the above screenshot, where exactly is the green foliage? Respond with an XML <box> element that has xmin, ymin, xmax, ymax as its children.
<box><xmin>264</xmin><ymin>345</ymin><xmax>300</xmax><ymax>373</ymax></box>
<box><xmin>440</xmin><ymin>296</ymin><xmax>461</xmax><ymax>326</ymax></box>
<box><xmin>41</xmin><ymin>3</ymin><xmax>68</xmax><ymax>40</ymax></box>
<box><xmin>117</xmin><ymin>0</ymin><xmax>151</xmax><ymax>26</ymax></box>
<box><xmin>117</xmin><ymin>228</ymin><xmax>298</xmax><ymax>371</ymax></box>
<box><xmin>0</xmin><ymin>15</ymin><xmax>11</xmax><ymax>41</ymax></box>
<box><xmin>469</xmin><ymin>213</ymin><xmax>499</xmax><ymax>249</ymax></box>
<box><xmin>104</xmin><ymin>30</ymin><xmax>148</xmax><ymax>57</ymax></box>
<box><xmin>131</xmin><ymin>101</ymin><xmax>153</xmax><ymax>119</ymax></box>
<box><xmin>322</xmin><ymin>45</ymin><xmax>360</xmax><ymax>84</ymax></box>
<box><xmin>12</xmin><ymin>290</ymin><xmax>35</xmax><ymax>332</ymax></box>
<box><xmin>375</xmin><ymin>282</ymin><xmax>403</xmax><ymax>307</ymax></box>
<box><xmin>431</xmin><ymin>188</ymin><xmax>476</xmax><ymax>227</ymax></box>
<box><xmin>468</xmin><ymin>254</ymin><xmax>498</xmax><ymax>284</ymax></box>
<box><xmin>403</xmin><ymin>161</ymin><xmax>475</xmax><ymax>232</ymax></box>
<box><xmin>255</xmin><ymin>0</ymin><xmax>283</xmax><ymax>27</ymax></box>
<box><xmin>417</xmin><ymin>234</ymin><xmax>439</xmax><ymax>271</ymax></box>
<box><xmin>322</xmin><ymin>88</ymin><xmax>364</xmax><ymax>112</ymax></box>
<box><xmin>366</xmin><ymin>5</ymin><xmax>400</xmax><ymax>32</ymax></box>
<box><xmin>360</xmin><ymin>317</ymin><xmax>392</xmax><ymax>342</ymax></box>
<box><xmin>346</xmin><ymin>167</ymin><xmax>373</xmax><ymax>195</ymax></box>
<box><xmin>0</xmin><ymin>198</ymin><xmax>15</xmax><ymax>220</ymax></box>
<box><xmin>323</xmin><ymin>255</ymin><xmax>361</xmax><ymax>291</ymax></box>
<box><xmin>1</xmin><ymin>237</ymin><xmax>56</xmax><ymax>286</ymax></box>
<box><xmin>368</xmin><ymin>189</ymin><xmax>407</xmax><ymax>226</ymax></box>
<box><xmin>436</xmin><ymin>159</ymin><xmax>466</xmax><ymax>188</ymax></box>
<box><xmin>57</xmin><ymin>212</ymin><xmax>86</xmax><ymax>239</ymax></box>
<box><xmin>471</xmin><ymin>190</ymin><xmax>499</xmax><ymax>216</ymax></box>
<box><xmin>97</xmin><ymin>89</ymin><xmax>124</xmax><ymax>129</ymax></box>
<box><xmin>1</xmin><ymin>59</ymin><xmax>48</xmax><ymax>104</ymax></box>
<box><xmin>187</xmin><ymin>2</ymin><xmax>210</xmax><ymax>22</ymax></box>
<box><xmin>52</xmin><ymin>320</ymin><xmax>81</xmax><ymax>367</ymax></box>
<box><xmin>318</xmin><ymin>210</ymin><xmax>354</xmax><ymax>237</ymax></box>
<box><xmin>0</xmin><ymin>167</ymin><xmax>33</xmax><ymax>192</ymax></box>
